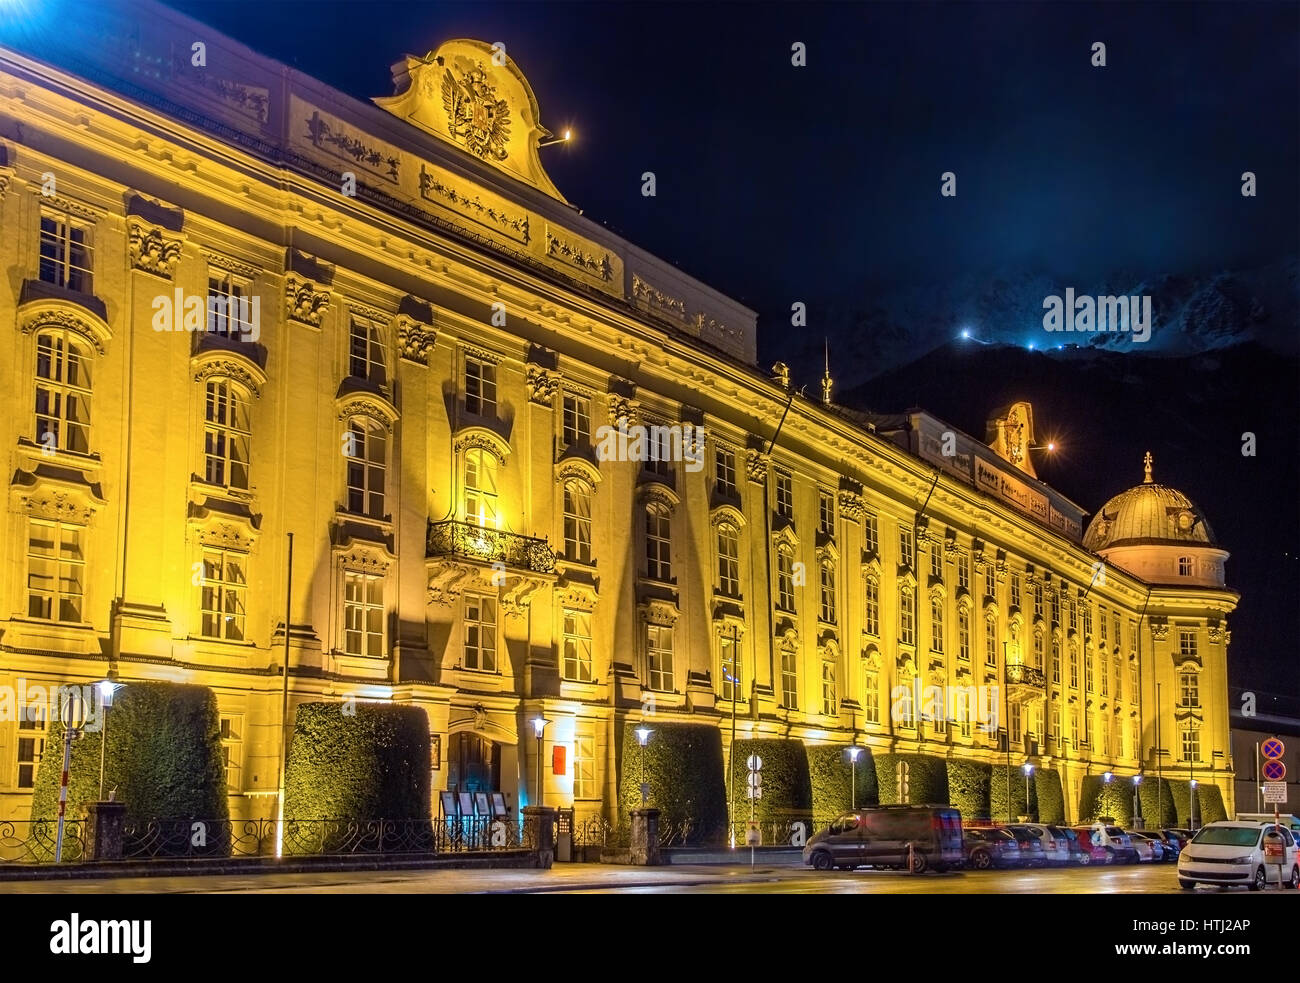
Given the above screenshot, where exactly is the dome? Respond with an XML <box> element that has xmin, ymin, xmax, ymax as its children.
<box><xmin>1083</xmin><ymin>452</ymin><xmax>1217</xmax><ymax>552</ymax></box>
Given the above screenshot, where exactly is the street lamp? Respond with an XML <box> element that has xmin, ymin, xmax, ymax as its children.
<box><xmin>635</xmin><ymin>727</ymin><xmax>652</xmax><ymax>805</ymax></box>
<box><xmin>1022</xmin><ymin>763</ymin><xmax>1034</xmax><ymax>818</ymax></box>
<box><xmin>96</xmin><ymin>679</ymin><xmax>122</xmax><ymax>801</ymax></box>
<box><xmin>1132</xmin><ymin>774</ymin><xmax>1143</xmax><ymax>827</ymax></box>
<box><xmin>1189</xmin><ymin>778</ymin><xmax>1198</xmax><ymax>830</ymax></box>
<box><xmin>531</xmin><ymin>716</ymin><xmax>549</xmax><ymax>806</ymax></box>
<box><xmin>848</xmin><ymin>746</ymin><xmax>862</xmax><ymax>810</ymax></box>
<box><xmin>1103</xmin><ymin>771</ymin><xmax>1113</xmax><ymax>783</ymax></box>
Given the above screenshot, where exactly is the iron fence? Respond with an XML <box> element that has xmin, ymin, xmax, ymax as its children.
<box><xmin>0</xmin><ymin>819</ymin><xmax>86</xmax><ymax>864</ymax></box>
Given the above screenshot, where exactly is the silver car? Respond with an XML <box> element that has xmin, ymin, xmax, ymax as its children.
<box><xmin>1178</xmin><ymin>821</ymin><xmax>1300</xmax><ymax>890</ymax></box>
<box><xmin>1007</xmin><ymin>823</ymin><xmax>1070</xmax><ymax>866</ymax></box>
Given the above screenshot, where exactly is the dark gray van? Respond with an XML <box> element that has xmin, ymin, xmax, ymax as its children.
<box><xmin>803</xmin><ymin>805</ymin><xmax>964</xmax><ymax>873</ymax></box>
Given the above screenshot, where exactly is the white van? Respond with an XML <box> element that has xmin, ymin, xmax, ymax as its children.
<box><xmin>1177</xmin><ymin>820</ymin><xmax>1300</xmax><ymax>890</ymax></box>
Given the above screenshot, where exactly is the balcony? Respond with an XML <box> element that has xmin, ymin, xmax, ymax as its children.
<box><xmin>1004</xmin><ymin>662</ymin><xmax>1047</xmax><ymax>705</ymax></box>
<box><xmin>426</xmin><ymin>519</ymin><xmax>556</xmax><ymax>574</ymax></box>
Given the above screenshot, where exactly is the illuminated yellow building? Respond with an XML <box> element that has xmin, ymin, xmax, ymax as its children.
<box><xmin>0</xmin><ymin>0</ymin><xmax>1236</xmax><ymax>826</ymax></box>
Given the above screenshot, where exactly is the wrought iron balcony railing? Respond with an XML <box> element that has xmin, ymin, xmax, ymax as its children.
<box><xmin>426</xmin><ymin>519</ymin><xmax>556</xmax><ymax>574</ymax></box>
<box><xmin>1005</xmin><ymin>663</ymin><xmax>1047</xmax><ymax>687</ymax></box>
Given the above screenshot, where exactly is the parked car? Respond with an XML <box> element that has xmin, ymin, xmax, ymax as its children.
<box><xmin>1008</xmin><ymin>823</ymin><xmax>1071</xmax><ymax>866</ymax></box>
<box><xmin>963</xmin><ymin>826</ymin><xmax>1022</xmax><ymax>869</ymax></box>
<box><xmin>1055</xmin><ymin>825</ymin><xmax>1096</xmax><ymax>865</ymax></box>
<box><xmin>1129</xmin><ymin>832</ymin><xmax>1164</xmax><ymax>862</ymax></box>
<box><xmin>1178</xmin><ymin>820</ymin><xmax>1300</xmax><ymax>891</ymax></box>
<box><xmin>1003</xmin><ymin>825</ymin><xmax>1048</xmax><ymax>866</ymax></box>
<box><xmin>1072</xmin><ymin>823</ymin><xmax>1138</xmax><ymax>864</ymax></box>
<box><xmin>1152</xmin><ymin>829</ymin><xmax>1184</xmax><ymax>861</ymax></box>
<box><xmin>804</xmin><ymin>805</ymin><xmax>965</xmax><ymax>873</ymax></box>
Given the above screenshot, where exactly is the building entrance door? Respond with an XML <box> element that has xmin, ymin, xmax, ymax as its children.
<box><xmin>447</xmin><ymin>732</ymin><xmax>501</xmax><ymax>793</ymax></box>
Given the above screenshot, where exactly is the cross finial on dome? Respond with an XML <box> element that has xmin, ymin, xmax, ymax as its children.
<box><xmin>1143</xmin><ymin>451</ymin><xmax>1153</xmax><ymax>484</ymax></box>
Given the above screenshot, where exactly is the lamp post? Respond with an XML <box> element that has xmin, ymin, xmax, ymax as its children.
<box><xmin>635</xmin><ymin>727</ymin><xmax>652</xmax><ymax>805</ymax></box>
<box><xmin>1132</xmin><ymin>774</ymin><xmax>1143</xmax><ymax>827</ymax></box>
<box><xmin>1189</xmin><ymin>778</ymin><xmax>1198</xmax><ymax>831</ymax></box>
<box><xmin>95</xmin><ymin>679</ymin><xmax>121</xmax><ymax>801</ymax></box>
<box><xmin>531</xmin><ymin>716</ymin><xmax>550</xmax><ymax>806</ymax></box>
<box><xmin>1023</xmin><ymin>763</ymin><xmax>1034</xmax><ymax>819</ymax></box>
<box><xmin>848</xmin><ymin>746</ymin><xmax>862</xmax><ymax>810</ymax></box>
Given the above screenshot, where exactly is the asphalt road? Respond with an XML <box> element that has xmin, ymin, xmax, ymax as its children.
<box><xmin>3</xmin><ymin>861</ymin><xmax>1298</xmax><ymax>895</ymax></box>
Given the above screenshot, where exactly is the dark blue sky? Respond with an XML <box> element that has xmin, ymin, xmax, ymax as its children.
<box><xmin>164</xmin><ymin>0</ymin><xmax>1298</xmax><ymax>339</ymax></box>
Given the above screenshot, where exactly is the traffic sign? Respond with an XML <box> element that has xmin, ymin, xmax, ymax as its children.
<box><xmin>1262</xmin><ymin>759</ymin><xmax>1287</xmax><ymax>782</ymax></box>
<box><xmin>1263</xmin><ymin>782</ymin><xmax>1287</xmax><ymax>804</ymax></box>
<box><xmin>747</xmin><ymin>754</ymin><xmax>763</xmax><ymax>771</ymax></box>
<box><xmin>1262</xmin><ymin>738</ymin><xmax>1285</xmax><ymax>760</ymax></box>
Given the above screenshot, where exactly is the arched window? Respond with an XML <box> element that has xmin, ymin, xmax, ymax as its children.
<box><xmin>645</xmin><ymin>503</ymin><xmax>672</xmax><ymax>581</ymax></box>
<box><xmin>464</xmin><ymin>448</ymin><xmax>498</xmax><ymax>528</ymax></box>
<box><xmin>204</xmin><ymin>379</ymin><xmax>251</xmax><ymax>489</ymax></box>
<box><xmin>929</xmin><ymin>595</ymin><xmax>944</xmax><ymax>653</ymax></box>
<box><xmin>563</xmin><ymin>480</ymin><xmax>592</xmax><ymax>563</ymax></box>
<box><xmin>345</xmin><ymin>417</ymin><xmax>386</xmax><ymax>519</ymax></box>
<box><xmin>35</xmin><ymin>330</ymin><xmax>92</xmax><ymax>454</ymax></box>
<box><xmin>776</xmin><ymin>548</ymin><xmax>796</xmax><ymax>612</ymax></box>
<box><xmin>957</xmin><ymin>606</ymin><xmax>971</xmax><ymax>661</ymax></box>
<box><xmin>716</xmin><ymin>523</ymin><xmax>740</xmax><ymax>596</ymax></box>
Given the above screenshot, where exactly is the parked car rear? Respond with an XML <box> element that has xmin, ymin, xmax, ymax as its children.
<box><xmin>1003</xmin><ymin>825</ymin><xmax>1048</xmax><ymax>866</ymax></box>
<box><xmin>803</xmin><ymin>805</ymin><xmax>964</xmax><ymax>873</ymax></box>
<box><xmin>1055</xmin><ymin>825</ymin><xmax>1095</xmax><ymax>865</ymax></box>
<box><xmin>1008</xmin><ymin>823</ymin><xmax>1071</xmax><ymax>866</ymax></box>
<box><xmin>1152</xmin><ymin>829</ymin><xmax>1184</xmax><ymax>861</ymax></box>
<box><xmin>963</xmin><ymin>826</ymin><xmax>1022</xmax><ymax>869</ymax></box>
<box><xmin>1074</xmin><ymin>823</ymin><xmax>1139</xmax><ymax>863</ymax></box>
<box><xmin>1129</xmin><ymin>832</ymin><xmax>1164</xmax><ymax>862</ymax></box>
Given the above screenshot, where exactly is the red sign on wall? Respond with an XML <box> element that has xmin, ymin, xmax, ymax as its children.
<box><xmin>552</xmin><ymin>745</ymin><xmax>567</xmax><ymax>776</ymax></box>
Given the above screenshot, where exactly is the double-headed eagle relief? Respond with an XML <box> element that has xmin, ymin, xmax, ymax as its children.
<box><xmin>439</xmin><ymin>60</ymin><xmax>511</xmax><ymax>161</ymax></box>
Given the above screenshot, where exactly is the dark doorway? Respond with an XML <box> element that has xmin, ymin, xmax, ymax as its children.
<box><xmin>447</xmin><ymin>732</ymin><xmax>501</xmax><ymax>792</ymax></box>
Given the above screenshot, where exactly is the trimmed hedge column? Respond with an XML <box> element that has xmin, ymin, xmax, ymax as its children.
<box><xmin>729</xmin><ymin>738</ymin><xmax>813</xmax><ymax>829</ymax></box>
<box><xmin>1138</xmin><ymin>777</ymin><xmax>1178</xmax><ymax>828</ymax></box>
<box><xmin>618</xmin><ymin>722</ymin><xmax>726</xmax><ymax>845</ymax></box>
<box><xmin>284</xmin><ymin>702</ymin><xmax>432</xmax><ymax>821</ymax></box>
<box><xmin>1197</xmin><ymin>783</ymin><xmax>1228</xmax><ymax>823</ymax></box>
<box><xmin>946</xmin><ymin>759</ymin><xmax>992</xmax><ymax>822</ymax></box>
<box><xmin>990</xmin><ymin>760</ymin><xmax>1035</xmax><ymax>821</ymax></box>
<box><xmin>807</xmin><ymin>744</ymin><xmax>878</xmax><ymax>825</ymax></box>
<box><xmin>1034</xmin><ymin>769</ymin><xmax>1066</xmax><ymax>824</ymax></box>
<box><xmin>876</xmin><ymin>753</ymin><xmax>949</xmax><ymax>806</ymax></box>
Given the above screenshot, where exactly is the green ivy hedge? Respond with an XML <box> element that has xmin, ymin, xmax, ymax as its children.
<box><xmin>1034</xmin><ymin>769</ymin><xmax>1065</xmax><ymax>824</ymax></box>
<box><xmin>990</xmin><ymin>760</ymin><xmax>1036</xmax><ymax>821</ymax></box>
<box><xmin>728</xmin><ymin>739</ymin><xmax>813</xmax><ymax>828</ymax></box>
<box><xmin>619</xmin><ymin>722</ymin><xmax>726</xmax><ymax>845</ymax></box>
<box><xmin>1197</xmin><ymin>783</ymin><xmax>1228</xmax><ymax>823</ymax></box>
<box><xmin>807</xmin><ymin>744</ymin><xmax>878</xmax><ymax>825</ymax></box>
<box><xmin>945</xmin><ymin>759</ymin><xmax>991</xmax><ymax>821</ymax></box>
<box><xmin>1138</xmin><ymin>777</ymin><xmax>1178</xmax><ymax>828</ymax></box>
<box><xmin>1095</xmin><ymin>778</ymin><xmax>1135</xmax><ymax>826</ymax></box>
<box><xmin>30</xmin><ymin>682</ymin><xmax>228</xmax><ymax>859</ymax></box>
<box><xmin>284</xmin><ymin>702</ymin><xmax>431</xmax><ymax>825</ymax></box>
<box><xmin>876</xmin><ymin>753</ymin><xmax>949</xmax><ymax>806</ymax></box>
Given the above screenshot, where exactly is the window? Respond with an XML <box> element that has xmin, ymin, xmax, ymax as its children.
<box><xmin>958</xmin><ymin>555</ymin><xmax>970</xmax><ymax>592</ymax></box>
<box><xmin>777</xmin><ymin>550</ymin><xmax>796</xmax><ymax>612</ymax></box>
<box><xmin>645</xmin><ymin>504</ymin><xmax>672</xmax><ymax>581</ymax></box>
<box><xmin>930</xmin><ymin>545</ymin><xmax>943</xmax><ymax>580</ymax></box>
<box><xmin>463</xmin><ymin>593</ymin><xmax>497</xmax><ymax>671</ymax></box>
<box><xmin>1099</xmin><ymin>605</ymin><xmax>1108</xmax><ymax>645</ymax></box>
<box><xmin>16</xmin><ymin>706</ymin><xmax>47</xmax><ymax>789</ymax></box>
<box><xmin>203</xmin><ymin>380</ymin><xmax>251</xmax><ymax>490</ymax></box>
<box><xmin>39</xmin><ymin>207</ymin><xmax>93</xmax><ymax>292</ymax></box>
<box><xmin>1071</xmin><ymin>708</ymin><xmax>1080</xmax><ymax>748</ymax></box>
<box><xmin>35</xmin><ymin>330</ymin><xmax>92</xmax><ymax>455</ymax></box>
<box><xmin>821</xmin><ymin>659</ymin><xmax>837</xmax><ymax>716</ymax></box>
<box><xmin>899</xmin><ymin>588</ymin><xmax>915</xmax><ymax>645</ymax></box>
<box><xmin>780</xmin><ymin>645</ymin><xmax>798</xmax><ymax>709</ymax></box>
<box><xmin>1130</xmin><ymin>661</ymin><xmax>1139</xmax><ymax>701</ymax></box>
<box><xmin>864</xmin><ymin>668</ymin><xmax>880</xmax><ymax>724</ymax></box>
<box><xmin>647</xmin><ymin>624</ymin><xmax>674</xmax><ymax>691</ymax></box>
<box><xmin>956</xmin><ymin>692</ymin><xmax>972</xmax><ymax>738</ymax></box>
<box><xmin>1113</xmin><ymin>653</ymin><xmax>1123</xmax><ymax>701</ymax></box>
<box><xmin>717</xmin><ymin>524</ymin><xmax>740</xmax><ymax>596</ymax></box>
<box><xmin>985</xmin><ymin>617</ymin><xmax>997</xmax><ymax>666</ymax></box>
<box><xmin>562</xmin><ymin>609</ymin><xmax>592</xmax><ymax>682</ymax></box>
<box><xmin>863</xmin><ymin>512</ymin><xmax>878</xmax><ymax>555</ymax></box>
<box><xmin>1009</xmin><ymin>702</ymin><xmax>1022</xmax><ymax>743</ymax></box>
<box><xmin>1179</xmin><ymin>670</ymin><xmax>1199</xmax><ymax>708</ymax></box>
<box><xmin>958</xmin><ymin>608</ymin><xmax>971</xmax><ymax>661</ymax></box>
<box><xmin>775</xmin><ymin>471</ymin><xmax>793</xmax><ymax>519</ymax></box>
<box><xmin>714</xmin><ymin>446</ymin><xmax>737</xmax><ymax>497</ymax></box>
<box><xmin>644</xmin><ymin>425</ymin><xmax>671</xmax><ymax>478</ymax></box>
<box><xmin>573</xmin><ymin>735</ymin><xmax>596</xmax><ymax>799</ymax></box>
<box><xmin>207</xmin><ymin>270</ymin><xmax>253</xmax><ymax>337</ymax></box>
<box><xmin>464</xmin><ymin>448</ymin><xmax>499</xmax><ymax>528</ymax></box>
<box><xmin>349</xmin><ymin>317</ymin><xmax>387</xmax><ymax>387</ymax></box>
<box><xmin>220</xmin><ymin>715</ymin><xmax>243</xmax><ymax>792</ymax></box>
<box><xmin>26</xmin><ymin>518</ymin><xmax>85</xmax><ymax>623</ymax></box>
<box><xmin>1084</xmin><ymin>649</ymin><xmax>1094</xmax><ymax>693</ymax></box>
<box><xmin>1112</xmin><ymin>613</ymin><xmax>1121</xmax><ymax>645</ymax></box>
<box><xmin>562</xmin><ymin>394</ymin><xmax>591</xmax><ymax>446</ymax></box>
<box><xmin>929</xmin><ymin>596</ymin><xmax>944</xmax><ymax>653</ymax></box>
<box><xmin>1069</xmin><ymin>643</ymin><xmax>1079</xmax><ymax>688</ymax></box>
<box><xmin>897</xmin><ymin>675</ymin><xmax>915</xmax><ymax>728</ymax></box>
<box><xmin>1083</xmin><ymin>604</ymin><xmax>1093</xmax><ymax>639</ymax></box>
<box><xmin>1050</xmin><ymin>590</ymin><xmax>1061</xmax><ymax>625</ymax></box>
<box><xmin>1178</xmin><ymin>555</ymin><xmax>1193</xmax><ymax>576</ymax></box>
<box><xmin>563</xmin><ymin>482</ymin><xmax>592</xmax><ymax>563</ymax></box>
<box><xmin>1100</xmin><ymin>652</ymin><xmax>1109</xmax><ymax>697</ymax></box>
<box><xmin>1051</xmin><ymin>638</ymin><xmax>1061</xmax><ymax>683</ymax></box>
<box><xmin>200</xmin><ymin>547</ymin><xmax>246</xmax><ymax>641</ymax></box>
<box><xmin>345</xmin><ymin>417</ymin><xmax>386</xmax><ymax>519</ymax></box>
<box><xmin>720</xmin><ymin>632</ymin><xmax>741</xmax><ymax>701</ymax></box>
<box><xmin>1179</xmin><ymin>629</ymin><xmax>1198</xmax><ymax>659</ymax></box>
<box><xmin>1181</xmin><ymin>726</ymin><xmax>1200</xmax><ymax>762</ymax></box>
<box><xmin>899</xmin><ymin>526</ymin><xmax>914</xmax><ymax>568</ymax></box>
<box><xmin>864</xmin><ymin>578</ymin><xmax>880</xmax><ymax>636</ymax></box>
<box><xmin>1033</xmin><ymin>629</ymin><xmax>1044</xmax><ymax>668</ymax></box>
<box><xmin>819</xmin><ymin>562</ymin><xmax>837</xmax><ymax>624</ymax></box>
<box><xmin>464</xmin><ymin>356</ymin><xmax>497</xmax><ymax>416</ymax></box>
<box><xmin>818</xmin><ymin>490</ymin><xmax>835</xmax><ymax>535</ymax></box>
<box><xmin>1010</xmin><ymin>571</ymin><xmax>1021</xmax><ymax>609</ymax></box>
<box><xmin>343</xmin><ymin>570</ymin><xmax>384</xmax><ymax>657</ymax></box>
<box><xmin>1033</xmin><ymin>582</ymin><xmax>1043</xmax><ymax>618</ymax></box>
<box><xmin>1102</xmin><ymin>717</ymin><xmax>1112</xmax><ymax>756</ymax></box>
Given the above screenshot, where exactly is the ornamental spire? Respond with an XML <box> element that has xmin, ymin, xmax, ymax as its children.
<box><xmin>1143</xmin><ymin>451</ymin><xmax>1153</xmax><ymax>484</ymax></box>
<box><xmin>821</xmin><ymin>339</ymin><xmax>833</xmax><ymax>405</ymax></box>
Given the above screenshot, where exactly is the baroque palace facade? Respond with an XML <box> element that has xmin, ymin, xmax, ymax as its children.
<box><xmin>0</xmin><ymin>0</ymin><xmax>1236</xmax><ymax>825</ymax></box>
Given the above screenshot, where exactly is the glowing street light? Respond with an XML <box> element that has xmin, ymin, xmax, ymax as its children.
<box><xmin>1023</xmin><ymin>762</ymin><xmax>1034</xmax><ymax>818</ymax></box>
<box><xmin>96</xmin><ymin>679</ymin><xmax>123</xmax><ymax>801</ymax></box>
<box><xmin>635</xmin><ymin>727</ymin><xmax>652</xmax><ymax>805</ymax></box>
<box><xmin>531</xmin><ymin>716</ymin><xmax>550</xmax><ymax>806</ymax></box>
<box><xmin>848</xmin><ymin>746</ymin><xmax>862</xmax><ymax>809</ymax></box>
